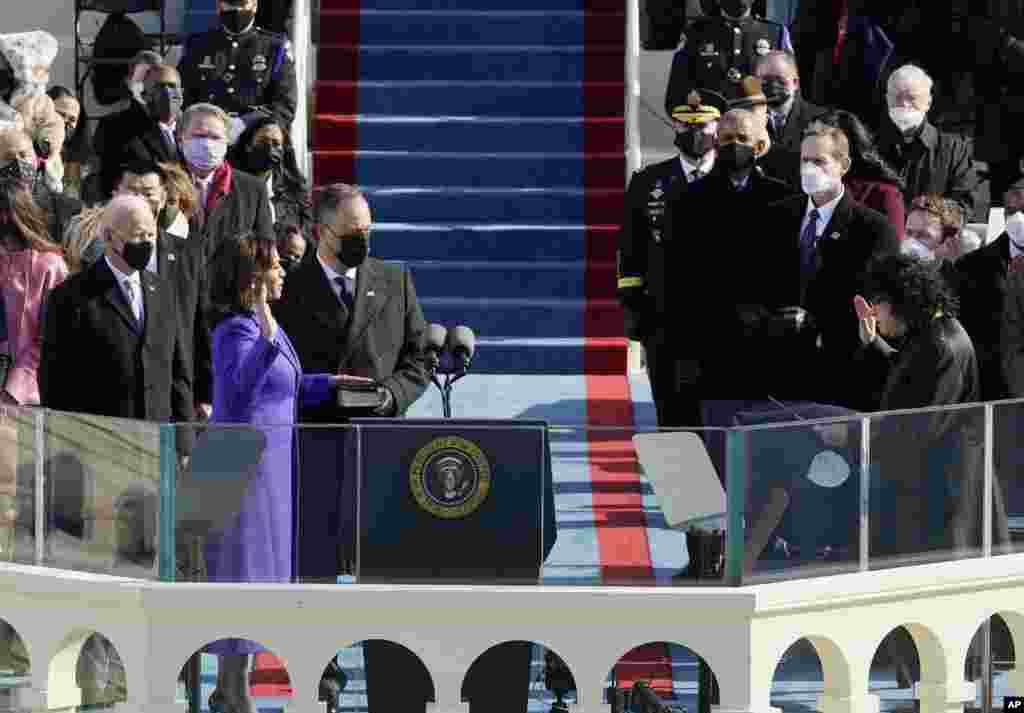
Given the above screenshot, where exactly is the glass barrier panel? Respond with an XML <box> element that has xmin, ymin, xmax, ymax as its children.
<box><xmin>42</xmin><ymin>410</ymin><xmax>162</xmax><ymax>578</ymax></box>
<box><xmin>739</xmin><ymin>412</ymin><xmax>863</xmax><ymax>584</ymax></box>
<box><xmin>175</xmin><ymin>422</ymin><xmax>313</xmax><ymax>584</ymax></box>
<box><xmin>351</xmin><ymin>420</ymin><xmax>546</xmax><ymax>585</ymax></box>
<box><xmin>0</xmin><ymin>405</ymin><xmax>39</xmax><ymax>567</ymax></box>
<box><xmin>868</xmin><ymin>403</ymin><xmax>986</xmax><ymax>570</ymax></box>
<box><xmin>993</xmin><ymin>399</ymin><xmax>1024</xmax><ymax>556</ymax></box>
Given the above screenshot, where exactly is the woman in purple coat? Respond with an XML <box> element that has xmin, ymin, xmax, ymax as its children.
<box><xmin>202</xmin><ymin>233</ymin><xmax>340</xmax><ymax>713</ymax></box>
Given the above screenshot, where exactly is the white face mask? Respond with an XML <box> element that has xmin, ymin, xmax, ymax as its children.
<box><xmin>1007</xmin><ymin>211</ymin><xmax>1024</xmax><ymax>247</ymax></box>
<box><xmin>889</xmin><ymin>107</ymin><xmax>925</xmax><ymax>133</ymax></box>
<box><xmin>182</xmin><ymin>136</ymin><xmax>228</xmax><ymax>173</ymax></box>
<box><xmin>800</xmin><ymin>162</ymin><xmax>837</xmax><ymax>196</ymax></box>
<box><xmin>901</xmin><ymin>237</ymin><xmax>936</xmax><ymax>262</ymax></box>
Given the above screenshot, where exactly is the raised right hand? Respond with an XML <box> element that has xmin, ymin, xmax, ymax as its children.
<box><xmin>853</xmin><ymin>295</ymin><xmax>876</xmax><ymax>345</ymax></box>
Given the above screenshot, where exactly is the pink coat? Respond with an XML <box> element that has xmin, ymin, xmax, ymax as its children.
<box><xmin>0</xmin><ymin>249</ymin><xmax>67</xmax><ymax>404</ymax></box>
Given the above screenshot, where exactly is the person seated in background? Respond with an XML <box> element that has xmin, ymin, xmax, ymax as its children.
<box><xmin>806</xmin><ymin>109</ymin><xmax>906</xmax><ymax>241</ymax></box>
<box><xmin>98</xmin><ymin>64</ymin><xmax>184</xmax><ymax>200</ymax></box>
<box><xmin>878</xmin><ymin>64</ymin><xmax>982</xmax><ymax>220</ymax></box>
<box><xmin>900</xmin><ymin>194</ymin><xmax>964</xmax><ymax>279</ymax></box>
<box><xmin>227</xmin><ymin>116</ymin><xmax>312</xmax><ymax>237</ymax></box>
<box><xmin>0</xmin><ymin>172</ymin><xmax>67</xmax><ymax>406</ymax></box>
<box><xmin>0</xmin><ymin>127</ymin><xmax>79</xmax><ymax>246</ymax></box>
<box><xmin>158</xmin><ymin>161</ymin><xmax>197</xmax><ymax>240</ymax></box>
<box><xmin>46</xmin><ymin>86</ymin><xmax>91</xmax><ymax>199</ymax></box>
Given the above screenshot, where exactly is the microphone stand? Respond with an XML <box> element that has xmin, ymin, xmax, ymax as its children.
<box><xmin>429</xmin><ymin>353</ymin><xmax>470</xmax><ymax>419</ymax></box>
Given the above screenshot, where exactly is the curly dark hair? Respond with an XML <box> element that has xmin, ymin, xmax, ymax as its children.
<box><xmin>810</xmin><ymin>109</ymin><xmax>905</xmax><ymax>190</ymax></box>
<box><xmin>862</xmin><ymin>253</ymin><xmax>958</xmax><ymax>334</ymax></box>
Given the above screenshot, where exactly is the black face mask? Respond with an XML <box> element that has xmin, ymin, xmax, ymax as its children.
<box><xmin>337</xmin><ymin>231</ymin><xmax>370</xmax><ymax>268</ymax></box>
<box><xmin>280</xmin><ymin>255</ymin><xmax>300</xmax><ymax>273</ymax></box>
<box><xmin>248</xmin><ymin>144</ymin><xmax>284</xmax><ymax>173</ymax></box>
<box><xmin>674</xmin><ymin>129</ymin><xmax>715</xmax><ymax>159</ymax></box>
<box><xmin>717</xmin><ymin>142</ymin><xmax>757</xmax><ymax>174</ymax></box>
<box><xmin>121</xmin><ymin>241</ymin><xmax>154</xmax><ymax>272</ymax></box>
<box><xmin>221</xmin><ymin>8</ymin><xmax>256</xmax><ymax>33</ymax></box>
<box><xmin>761</xmin><ymin>79</ymin><xmax>792</xmax><ymax>108</ymax></box>
<box><xmin>720</xmin><ymin>0</ymin><xmax>752</xmax><ymax>16</ymax></box>
<box><xmin>0</xmin><ymin>159</ymin><xmax>37</xmax><ymax>190</ymax></box>
<box><xmin>146</xmin><ymin>86</ymin><xmax>184</xmax><ymax>122</ymax></box>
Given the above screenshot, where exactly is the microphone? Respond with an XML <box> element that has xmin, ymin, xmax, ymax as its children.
<box><xmin>446</xmin><ymin>325</ymin><xmax>476</xmax><ymax>371</ymax></box>
<box><xmin>424</xmin><ymin>323</ymin><xmax>448</xmax><ymax>371</ymax></box>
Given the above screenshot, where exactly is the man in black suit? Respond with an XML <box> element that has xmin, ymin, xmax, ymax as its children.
<box><xmin>272</xmin><ymin>183</ymin><xmax>432</xmax><ymax>712</ymax></box>
<box><xmin>758</xmin><ymin>124</ymin><xmax>899</xmax><ymax>408</ymax></box>
<box><xmin>665</xmin><ymin>106</ymin><xmax>795</xmax><ymax>423</ymax></box>
<box><xmin>98</xmin><ymin>65</ymin><xmax>184</xmax><ymax>200</ymax></box>
<box><xmin>617</xmin><ymin>88</ymin><xmax>725</xmax><ymax>427</ymax></box>
<box><xmin>112</xmin><ymin>161</ymin><xmax>213</xmax><ymax>420</ymax></box>
<box><xmin>177</xmin><ymin>102</ymin><xmax>274</xmax><ymax>259</ymax></box>
<box><xmin>755</xmin><ymin>51</ymin><xmax>827</xmax><ymax>178</ymax></box>
<box><xmin>39</xmin><ymin>193</ymin><xmax>193</xmax><ymax>427</ymax></box>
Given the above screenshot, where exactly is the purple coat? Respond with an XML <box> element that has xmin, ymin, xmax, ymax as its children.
<box><xmin>203</xmin><ymin>313</ymin><xmax>332</xmax><ymax>655</ymax></box>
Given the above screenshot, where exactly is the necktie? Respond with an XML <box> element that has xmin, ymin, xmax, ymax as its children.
<box><xmin>689</xmin><ymin>169</ymin><xmax>702</xmax><ymax>183</ymax></box>
<box><xmin>800</xmin><ymin>208</ymin><xmax>821</xmax><ymax>299</ymax></box>
<box><xmin>334</xmin><ymin>275</ymin><xmax>355</xmax><ymax>312</ymax></box>
<box><xmin>124</xmin><ymin>279</ymin><xmax>142</xmax><ymax>324</ymax></box>
<box><xmin>770</xmin><ymin>112</ymin><xmax>783</xmax><ymax>140</ymax></box>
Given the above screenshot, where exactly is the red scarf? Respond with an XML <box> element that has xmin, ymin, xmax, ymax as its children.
<box><xmin>204</xmin><ymin>160</ymin><xmax>233</xmax><ymax>214</ymax></box>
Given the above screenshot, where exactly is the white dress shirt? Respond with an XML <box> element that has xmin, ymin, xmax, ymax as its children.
<box><xmin>194</xmin><ymin>172</ymin><xmax>215</xmax><ymax>211</ymax></box>
<box><xmin>159</xmin><ymin>121</ymin><xmax>176</xmax><ymax>151</ymax></box>
<box><xmin>680</xmin><ymin>153</ymin><xmax>714</xmax><ymax>182</ymax></box>
<box><xmin>265</xmin><ymin>174</ymin><xmax>276</xmax><ymax>224</ymax></box>
<box><xmin>105</xmin><ymin>255</ymin><xmax>144</xmax><ymax>323</ymax></box>
<box><xmin>801</xmin><ymin>186</ymin><xmax>846</xmax><ymax>241</ymax></box>
<box><xmin>317</xmin><ymin>253</ymin><xmax>357</xmax><ymax>304</ymax></box>
<box><xmin>166</xmin><ymin>211</ymin><xmax>189</xmax><ymax>239</ymax></box>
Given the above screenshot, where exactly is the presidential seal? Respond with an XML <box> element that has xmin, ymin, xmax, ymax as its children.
<box><xmin>409</xmin><ymin>437</ymin><xmax>491</xmax><ymax>518</ymax></box>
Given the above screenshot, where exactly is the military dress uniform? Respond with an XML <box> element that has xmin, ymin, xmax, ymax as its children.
<box><xmin>617</xmin><ymin>90</ymin><xmax>725</xmax><ymax>427</ymax></box>
<box><xmin>178</xmin><ymin>23</ymin><xmax>297</xmax><ymax>130</ymax></box>
<box><xmin>664</xmin><ymin>11</ymin><xmax>792</xmax><ymax>118</ymax></box>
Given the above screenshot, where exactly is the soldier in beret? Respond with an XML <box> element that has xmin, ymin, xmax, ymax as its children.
<box><xmin>178</xmin><ymin>0</ymin><xmax>297</xmax><ymax>142</ymax></box>
<box><xmin>663</xmin><ymin>0</ymin><xmax>792</xmax><ymax>121</ymax></box>
<box><xmin>617</xmin><ymin>88</ymin><xmax>726</xmax><ymax>427</ymax></box>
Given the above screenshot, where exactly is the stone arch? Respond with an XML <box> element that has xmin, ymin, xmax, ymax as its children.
<box><xmin>962</xmin><ymin>610</ymin><xmax>1022</xmax><ymax>694</ymax></box>
<box><xmin>320</xmin><ymin>638</ymin><xmax>435</xmax><ymax>711</ymax></box>
<box><xmin>768</xmin><ymin>634</ymin><xmax>853</xmax><ymax>708</ymax></box>
<box><xmin>47</xmin><ymin>628</ymin><xmax>127</xmax><ymax>711</ymax></box>
<box><xmin>0</xmin><ymin>616</ymin><xmax>30</xmax><ymax>677</ymax></box>
<box><xmin>605</xmin><ymin>640</ymin><xmax>723</xmax><ymax>711</ymax></box>
<box><xmin>175</xmin><ymin>637</ymin><xmax>294</xmax><ymax>712</ymax></box>
<box><xmin>869</xmin><ymin>623</ymin><xmax>947</xmax><ymax>698</ymax></box>
<box><xmin>461</xmin><ymin>640</ymin><xmax>570</xmax><ymax>709</ymax></box>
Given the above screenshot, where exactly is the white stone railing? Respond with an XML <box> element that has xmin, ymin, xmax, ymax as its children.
<box><xmin>2</xmin><ymin>552</ymin><xmax>1024</xmax><ymax>712</ymax></box>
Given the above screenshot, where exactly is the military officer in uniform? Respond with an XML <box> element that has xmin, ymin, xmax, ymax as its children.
<box><xmin>178</xmin><ymin>0</ymin><xmax>297</xmax><ymax>140</ymax></box>
<box><xmin>664</xmin><ymin>0</ymin><xmax>792</xmax><ymax>119</ymax></box>
<box><xmin>617</xmin><ymin>89</ymin><xmax>726</xmax><ymax>427</ymax></box>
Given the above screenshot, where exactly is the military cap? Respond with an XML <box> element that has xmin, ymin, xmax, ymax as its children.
<box><xmin>671</xmin><ymin>88</ymin><xmax>728</xmax><ymax>124</ymax></box>
<box><xmin>728</xmin><ymin>76</ymin><xmax>768</xmax><ymax>110</ymax></box>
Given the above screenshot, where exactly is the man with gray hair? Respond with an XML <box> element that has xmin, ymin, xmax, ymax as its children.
<box><xmin>878</xmin><ymin>64</ymin><xmax>982</xmax><ymax>219</ymax></box>
<box><xmin>40</xmin><ymin>193</ymin><xmax>193</xmax><ymax>427</ymax></box>
<box><xmin>177</xmin><ymin>102</ymin><xmax>273</xmax><ymax>259</ymax></box>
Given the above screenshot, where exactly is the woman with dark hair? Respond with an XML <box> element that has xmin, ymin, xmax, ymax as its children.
<box><xmin>227</xmin><ymin>117</ymin><xmax>312</xmax><ymax>239</ymax></box>
<box><xmin>848</xmin><ymin>253</ymin><xmax>1006</xmax><ymax>561</ymax></box>
<box><xmin>0</xmin><ymin>174</ymin><xmax>66</xmax><ymax>405</ymax></box>
<box><xmin>46</xmin><ymin>86</ymin><xmax>91</xmax><ymax>199</ymax></box>
<box><xmin>806</xmin><ymin>109</ymin><xmax>907</xmax><ymax>240</ymax></box>
<box><xmin>202</xmin><ymin>233</ymin><xmax>340</xmax><ymax>713</ymax></box>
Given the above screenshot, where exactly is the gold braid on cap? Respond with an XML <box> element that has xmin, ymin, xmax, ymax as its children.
<box><xmin>672</xmin><ymin>90</ymin><xmax>721</xmax><ymax>124</ymax></box>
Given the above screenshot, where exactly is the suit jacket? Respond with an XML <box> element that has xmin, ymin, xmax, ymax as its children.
<box><xmin>1000</xmin><ymin>265</ymin><xmax>1024</xmax><ymax>398</ymax></box>
<box><xmin>195</xmin><ymin>168</ymin><xmax>275</xmax><ymax>263</ymax></box>
<box><xmin>665</xmin><ymin>166</ymin><xmax>796</xmax><ymax>392</ymax></box>
<box><xmin>272</xmin><ymin>255</ymin><xmax>430</xmax><ymax>423</ymax></box>
<box><xmin>157</xmin><ymin>231</ymin><xmax>213</xmax><ymax>406</ymax></box>
<box><xmin>758</xmin><ymin>191</ymin><xmax>899</xmax><ymax>405</ymax></box>
<box><xmin>39</xmin><ymin>258</ymin><xmax>193</xmax><ymax>429</ymax></box>
<box><xmin>952</xmin><ymin>233</ymin><xmax>1014</xmax><ymax>401</ymax></box>
<box><xmin>97</xmin><ymin>103</ymin><xmax>181</xmax><ymax>198</ymax></box>
<box><xmin>770</xmin><ymin>95</ymin><xmax>828</xmax><ymax>156</ymax></box>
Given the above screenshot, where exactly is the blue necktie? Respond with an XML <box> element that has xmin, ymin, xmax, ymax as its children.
<box><xmin>334</xmin><ymin>275</ymin><xmax>354</xmax><ymax>312</ymax></box>
<box><xmin>800</xmin><ymin>208</ymin><xmax>820</xmax><ymax>301</ymax></box>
